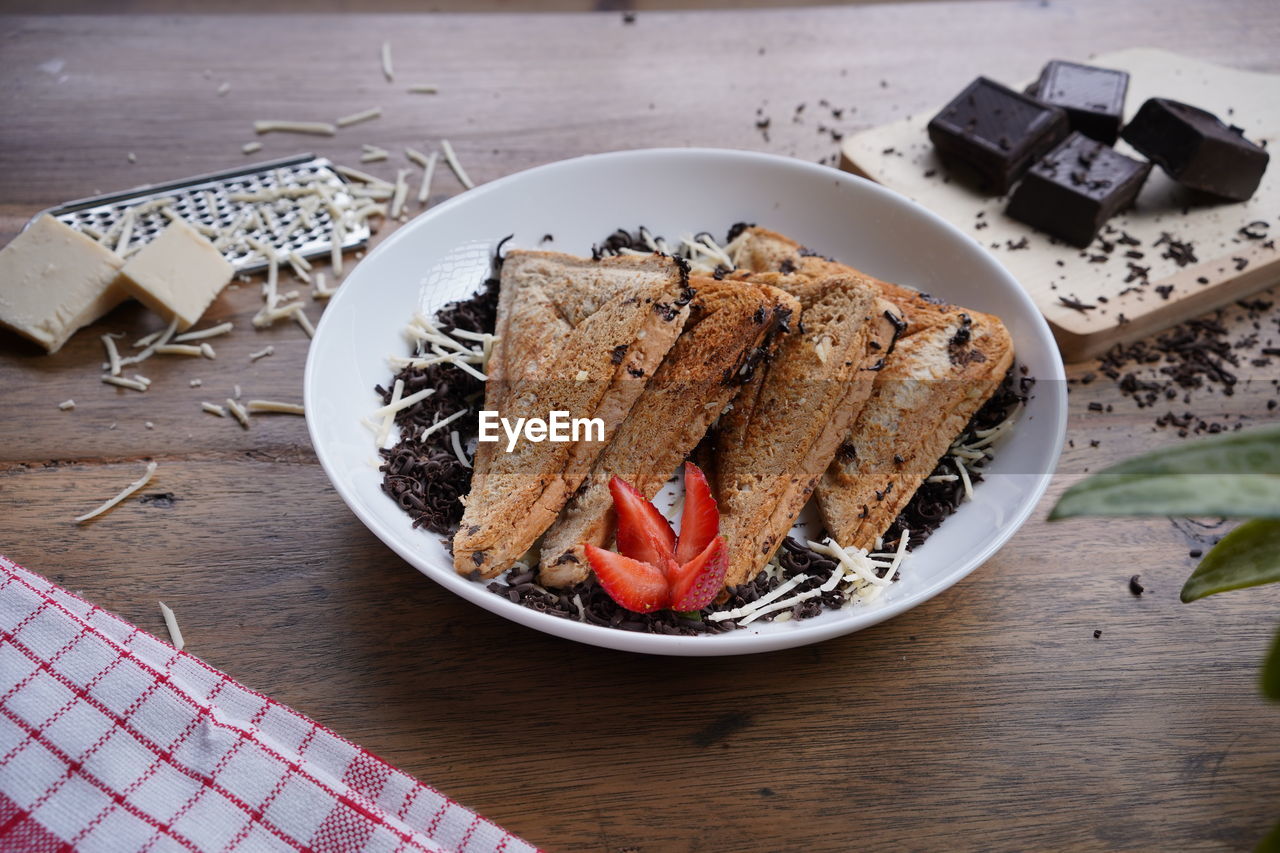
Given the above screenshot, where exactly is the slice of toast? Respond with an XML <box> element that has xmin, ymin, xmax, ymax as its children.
<box><xmin>538</xmin><ymin>277</ymin><xmax>799</xmax><ymax>587</ymax></box>
<box><xmin>714</xmin><ymin>271</ymin><xmax>900</xmax><ymax>588</ymax></box>
<box><xmin>726</xmin><ymin>226</ymin><xmax>955</xmax><ymax>334</ymax></box>
<box><xmin>816</xmin><ymin>310</ymin><xmax>1014</xmax><ymax>548</ymax></box>
<box><xmin>727</xmin><ymin>226</ymin><xmax>1017</xmax><ymax>551</ymax></box>
<box><xmin>454</xmin><ymin>250</ymin><xmax>692</xmax><ymax>578</ymax></box>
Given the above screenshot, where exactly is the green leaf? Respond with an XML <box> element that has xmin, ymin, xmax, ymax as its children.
<box><xmin>1264</xmin><ymin>622</ymin><xmax>1280</xmax><ymax>702</ymax></box>
<box><xmin>1257</xmin><ymin>816</ymin><xmax>1280</xmax><ymax>853</ymax></box>
<box><xmin>1180</xmin><ymin>519</ymin><xmax>1280</xmax><ymax>602</ymax></box>
<box><xmin>1050</xmin><ymin>425</ymin><xmax>1280</xmax><ymax>520</ymax></box>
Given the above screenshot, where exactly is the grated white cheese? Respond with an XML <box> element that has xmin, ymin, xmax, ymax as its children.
<box><xmin>102</xmin><ymin>375</ymin><xmax>148</xmax><ymax>392</ymax></box>
<box><xmin>450</xmin><ymin>429</ymin><xmax>472</xmax><ymax>468</ymax></box>
<box><xmin>738</xmin><ymin>588</ymin><xmax>823</xmax><ymax>626</ymax></box>
<box><xmin>216</xmin><ymin>81</ymin><xmax>230</xmax><ymax>96</ymax></box>
<box><xmin>199</xmin><ymin>343</ymin><xmax>216</xmax><ymax>359</ymax></box>
<box><xmin>292</xmin><ymin>308</ymin><xmax>315</xmax><ymax>338</ymax></box>
<box><xmin>115</xmin><ymin>207</ymin><xmax>136</xmax><ymax>254</ymax></box>
<box><xmin>102</xmin><ymin>334</ymin><xmax>123</xmax><ymax>376</ymax></box>
<box><xmin>371</xmin><ymin>384</ymin><xmax>434</xmax><ymax>419</ymax></box>
<box><xmin>144</xmin><ymin>421</ymin><xmax>154</xmax><ymax>430</ymax></box>
<box><xmin>173</xmin><ymin>322</ymin><xmax>233</xmax><ymax>343</ymax></box>
<box><xmin>708</xmin><ymin>574</ymin><xmax>811</xmax><ymax>622</ymax></box>
<box><xmin>334</xmin><ymin>165</ymin><xmax>393</xmax><ymax>187</ymax></box>
<box><xmin>331</xmin><ymin>219</ymin><xmax>344</xmax><ymax>276</ymax></box>
<box><xmin>74</xmin><ymin>461</ymin><xmax>157</xmax><ymax>524</ymax></box>
<box><xmin>420</xmin><ymin>408</ymin><xmax>467</xmax><ymax>440</ymax></box>
<box><xmin>201</xmin><ymin>402</ymin><xmax>227</xmax><ymax>417</ymax></box>
<box><xmin>154</xmin><ymin>344</ymin><xmax>204</xmax><ymax>357</ymax></box>
<box><xmin>158</xmin><ymin>601</ymin><xmax>184</xmax><ymax>650</ymax></box>
<box><xmin>375</xmin><ymin>378</ymin><xmax>404</xmax><ymax>447</ymax></box>
<box><xmin>234</xmin><ymin>384</ymin><xmax>242</xmax><ymax>399</ymax></box>
<box><xmin>242</xmin><ymin>141</ymin><xmax>262</xmax><ymax>155</ymax></box>
<box><xmin>118</xmin><ymin>318</ymin><xmax>179</xmax><ymax>371</ymax></box>
<box><xmin>225</xmin><ymin>398</ymin><xmax>250</xmax><ymax>429</ymax></box>
<box><xmin>58</xmin><ymin>399</ymin><xmax>75</xmax><ymax>411</ymax></box>
<box><xmin>389</xmin><ymin>168</ymin><xmax>410</xmax><ymax>219</ymax></box>
<box><xmin>416</xmin><ymin>150</ymin><xmax>439</xmax><ymax>205</ymax></box>
<box><xmin>127</xmin><ymin>152</ymin><xmax>136</xmax><ymax>164</ymax></box>
<box><xmin>440</xmin><ymin>139</ymin><xmax>474</xmax><ymax>189</ymax></box>
<box><xmin>246</xmin><ymin>399</ymin><xmax>305</xmax><ymax>415</ymax></box>
<box><xmin>313</xmin><ymin>272</ymin><xmax>335</xmax><ymax>300</ymax></box>
<box><xmin>189</xmin><ymin>379</ymin><xmax>203</xmax><ymax>388</ymax></box>
<box><xmin>381</xmin><ymin>41</ymin><xmax>394</xmax><ymax>81</ymax></box>
<box><xmin>954</xmin><ymin>457</ymin><xmax>974</xmax><ymax>500</ymax></box>
<box><xmin>337</xmin><ymin>106</ymin><xmax>382</xmax><ymax>128</ymax></box>
<box><xmin>249</xmin><ymin>345</ymin><xmax>274</xmax><ymax>362</ymax></box>
<box><xmin>253</xmin><ymin>120</ymin><xmax>336</xmax><ymax>136</ymax></box>
<box><xmin>134</xmin><ymin>374</ymin><xmax>152</xmax><ymax>388</ymax></box>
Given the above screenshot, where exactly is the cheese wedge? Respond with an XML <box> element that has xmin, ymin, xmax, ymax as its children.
<box><xmin>0</xmin><ymin>215</ymin><xmax>128</xmax><ymax>353</ymax></box>
<box><xmin>120</xmin><ymin>220</ymin><xmax>234</xmax><ymax>330</ymax></box>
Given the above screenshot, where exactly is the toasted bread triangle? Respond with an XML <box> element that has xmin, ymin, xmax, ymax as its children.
<box><xmin>455</xmin><ymin>250</ymin><xmax>692</xmax><ymax>578</ymax></box>
<box><xmin>726</xmin><ymin>226</ymin><xmax>1016</xmax><ymax>552</ymax></box>
<box><xmin>713</xmin><ymin>270</ymin><xmax>899</xmax><ymax>588</ymax></box>
<box><xmin>538</xmin><ymin>277</ymin><xmax>799</xmax><ymax>587</ymax></box>
<box><xmin>817</xmin><ymin>311</ymin><xmax>1013</xmax><ymax>548</ymax></box>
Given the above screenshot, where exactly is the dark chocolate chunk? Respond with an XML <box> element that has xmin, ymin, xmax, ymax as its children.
<box><xmin>1005</xmin><ymin>132</ymin><xmax>1151</xmax><ymax>247</ymax></box>
<box><xmin>1027</xmin><ymin>60</ymin><xmax>1128</xmax><ymax>144</ymax></box>
<box><xmin>1121</xmin><ymin>98</ymin><xmax>1269</xmax><ymax>201</ymax></box>
<box><xmin>927</xmin><ymin>76</ymin><xmax>1069</xmax><ymax>194</ymax></box>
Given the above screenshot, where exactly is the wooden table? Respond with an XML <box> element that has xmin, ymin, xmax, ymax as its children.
<box><xmin>3</xmin><ymin>3</ymin><xmax>1280</xmax><ymax>849</ymax></box>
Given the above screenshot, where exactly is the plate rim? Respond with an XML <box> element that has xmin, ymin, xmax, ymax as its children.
<box><xmin>304</xmin><ymin>146</ymin><xmax>1068</xmax><ymax>657</ymax></box>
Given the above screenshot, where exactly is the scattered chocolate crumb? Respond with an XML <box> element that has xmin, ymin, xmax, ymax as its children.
<box><xmin>1059</xmin><ymin>296</ymin><xmax>1097</xmax><ymax>312</ymax></box>
<box><xmin>1093</xmin><ymin>629</ymin><xmax>1102</xmax><ymax>639</ymax></box>
<box><xmin>1189</xmin><ymin>549</ymin><xmax>1203</xmax><ymax>558</ymax></box>
<box><xmin>1129</xmin><ymin>575</ymin><xmax>1144</xmax><ymax>596</ymax></box>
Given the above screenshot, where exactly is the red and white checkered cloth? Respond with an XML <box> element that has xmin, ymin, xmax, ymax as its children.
<box><xmin>0</xmin><ymin>556</ymin><xmax>536</xmax><ymax>853</ymax></box>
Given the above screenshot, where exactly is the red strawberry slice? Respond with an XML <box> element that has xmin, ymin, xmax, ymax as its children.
<box><xmin>675</xmin><ymin>462</ymin><xmax>719</xmax><ymax>564</ymax></box>
<box><xmin>584</xmin><ymin>544</ymin><xmax>670</xmax><ymax>613</ymax></box>
<box><xmin>668</xmin><ymin>536</ymin><xmax>728</xmax><ymax>612</ymax></box>
<box><xmin>610</xmin><ymin>475</ymin><xmax>675</xmax><ymax>566</ymax></box>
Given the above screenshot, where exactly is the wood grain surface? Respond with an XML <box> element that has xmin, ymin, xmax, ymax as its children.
<box><xmin>2</xmin><ymin>3</ymin><xmax>1280</xmax><ymax>850</ymax></box>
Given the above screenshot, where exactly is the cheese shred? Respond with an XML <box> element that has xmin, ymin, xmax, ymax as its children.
<box><xmin>158</xmin><ymin>601</ymin><xmax>185</xmax><ymax>651</ymax></box>
<box><xmin>74</xmin><ymin>461</ymin><xmax>157</xmax><ymax>524</ymax></box>
<box><xmin>253</xmin><ymin>120</ymin><xmax>337</xmax><ymax>136</ymax></box>
<box><xmin>440</xmin><ymin>139</ymin><xmax>474</xmax><ymax>189</ymax></box>
<box><xmin>246</xmin><ymin>400</ymin><xmax>305</xmax><ymax>415</ymax></box>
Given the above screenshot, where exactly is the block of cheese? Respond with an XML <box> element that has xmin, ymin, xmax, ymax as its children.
<box><xmin>0</xmin><ymin>214</ymin><xmax>129</xmax><ymax>353</ymax></box>
<box><xmin>120</xmin><ymin>219</ymin><xmax>234</xmax><ymax>330</ymax></box>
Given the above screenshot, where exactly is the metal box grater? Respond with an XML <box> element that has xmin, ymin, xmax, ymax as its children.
<box><xmin>30</xmin><ymin>153</ymin><xmax>371</xmax><ymax>275</ymax></box>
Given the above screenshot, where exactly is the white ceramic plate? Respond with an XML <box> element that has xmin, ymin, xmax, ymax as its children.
<box><xmin>304</xmin><ymin>148</ymin><xmax>1066</xmax><ymax>656</ymax></box>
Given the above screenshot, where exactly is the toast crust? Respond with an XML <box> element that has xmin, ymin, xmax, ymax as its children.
<box><xmin>454</xmin><ymin>250</ymin><xmax>691</xmax><ymax>577</ymax></box>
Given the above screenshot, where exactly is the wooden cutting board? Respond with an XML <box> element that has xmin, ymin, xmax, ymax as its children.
<box><xmin>840</xmin><ymin>48</ymin><xmax>1280</xmax><ymax>362</ymax></box>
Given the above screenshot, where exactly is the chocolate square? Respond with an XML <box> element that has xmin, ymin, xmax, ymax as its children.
<box><xmin>1006</xmin><ymin>132</ymin><xmax>1152</xmax><ymax>247</ymax></box>
<box><xmin>1027</xmin><ymin>60</ymin><xmax>1128</xmax><ymax>144</ymax></box>
<box><xmin>928</xmin><ymin>76</ymin><xmax>1069</xmax><ymax>195</ymax></box>
<box><xmin>1121</xmin><ymin>98</ymin><xmax>1269</xmax><ymax>201</ymax></box>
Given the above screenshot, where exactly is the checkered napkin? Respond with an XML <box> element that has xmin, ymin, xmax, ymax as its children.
<box><xmin>0</xmin><ymin>556</ymin><xmax>535</xmax><ymax>853</ymax></box>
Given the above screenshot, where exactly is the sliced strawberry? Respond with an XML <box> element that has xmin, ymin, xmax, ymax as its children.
<box><xmin>584</xmin><ymin>544</ymin><xmax>670</xmax><ymax>613</ymax></box>
<box><xmin>675</xmin><ymin>462</ymin><xmax>720</xmax><ymax>564</ymax></box>
<box><xmin>668</xmin><ymin>536</ymin><xmax>728</xmax><ymax>612</ymax></box>
<box><xmin>610</xmin><ymin>475</ymin><xmax>675</xmax><ymax>566</ymax></box>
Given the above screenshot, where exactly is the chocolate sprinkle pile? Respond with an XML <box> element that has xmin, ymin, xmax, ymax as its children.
<box><xmin>377</xmin><ymin>250</ymin><xmax>503</xmax><ymax>533</ymax></box>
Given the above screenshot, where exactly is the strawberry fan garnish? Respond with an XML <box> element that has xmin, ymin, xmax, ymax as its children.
<box><xmin>583</xmin><ymin>462</ymin><xmax>728</xmax><ymax>613</ymax></box>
